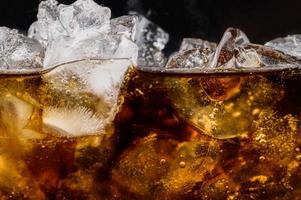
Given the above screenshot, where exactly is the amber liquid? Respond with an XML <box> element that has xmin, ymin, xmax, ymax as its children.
<box><xmin>0</xmin><ymin>67</ymin><xmax>300</xmax><ymax>199</ymax></box>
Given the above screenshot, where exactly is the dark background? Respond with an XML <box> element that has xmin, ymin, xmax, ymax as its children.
<box><xmin>1</xmin><ymin>0</ymin><xmax>301</xmax><ymax>53</ymax></box>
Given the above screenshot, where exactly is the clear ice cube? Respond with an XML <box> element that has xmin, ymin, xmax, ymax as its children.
<box><xmin>265</xmin><ymin>35</ymin><xmax>301</xmax><ymax>58</ymax></box>
<box><xmin>29</xmin><ymin>0</ymin><xmax>139</xmax><ymax>67</ymax></box>
<box><xmin>42</xmin><ymin>59</ymin><xmax>131</xmax><ymax>137</ymax></box>
<box><xmin>165</xmin><ymin>48</ymin><xmax>213</xmax><ymax>69</ymax></box>
<box><xmin>0</xmin><ymin>93</ymin><xmax>34</xmax><ymax>138</ymax></box>
<box><xmin>165</xmin><ymin>28</ymin><xmax>301</xmax><ymax>71</ymax></box>
<box><xmin>134</xmin><ymin>14</ymin><xmax>169</xmax><ymax>67</ymax></box>
<box><xmin>111</xmin><ymin>15</ymin><xmax>138</xmax><ymax>41</ymax></box>
<box><xmin>179</xmin><ymin>38</ymin><xmax>217</xmax><ymax>51</ymax></box>
<box><xmin>0</xmin><ymin>27</ymin><xmax>44</xmax><ymax>69</ymax></box>
<box><xmin>166</xmin><ymin>37</ymin><xmax>216</xmax><ymax>69</ymax></box>
<box><xmin>43</xmin><ymin>34</ymin><xmax>138</xmax><ymax>67</ymax></box>
<box><xmin>28</xmin><ymin>0</ymin><xmax>64</xmax><ymax>47</ymax></box>
<box><xmin>29</xmin><ymin>0</ymin><xmax>111</xmax><ymax>47</ymax></box>
<box><xmin>58</xmin><ymin>0</ymin><xmax>111</xmax><ymax>35</ymax></box>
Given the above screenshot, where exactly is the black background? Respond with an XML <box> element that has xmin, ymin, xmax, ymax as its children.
<box><xmin>1</xmin><ymin>0</ymin><xmax>301</xmax><ymax>53</ymax></box>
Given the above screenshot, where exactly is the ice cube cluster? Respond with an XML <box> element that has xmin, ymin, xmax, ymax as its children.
<box><xmin>0</xmin><ymin>0</ymin><xmax>301</xmax><ymax>71</ymax></box>
<box><xmin>0</xmin><ymin>0</ymin><xmax>170</xmax><ymax>69</ymax></box>
<box><xmin>165</xmin><ymin>28</ymin><xmax>301</xmax><ymax>71</ymax></box>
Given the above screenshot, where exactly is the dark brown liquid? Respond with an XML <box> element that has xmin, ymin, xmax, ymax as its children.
<box><xmin>0</xmin><ymin>67</ymin><xmax>300</xmax><ymax>199</ymax></box>
<box><xmin>106</xmin><ymin>68</ymin><xmax>301</xmax><ymax>200</ymax></box>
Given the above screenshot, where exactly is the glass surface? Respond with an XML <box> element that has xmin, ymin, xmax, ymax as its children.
<box><xmin>0</xmin><ymin>60</ymin><xmax>300</xmax><ymax>199</ymax></box>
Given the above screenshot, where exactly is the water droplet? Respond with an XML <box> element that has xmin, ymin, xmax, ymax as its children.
<box><xmin>296</xmin><ymin>155</ymin><xmax>301</xmax><ymax>161</ymax></box>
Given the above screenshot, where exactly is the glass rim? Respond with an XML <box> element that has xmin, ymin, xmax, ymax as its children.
<box><xmin>0</xmin><ymin>58</ymin><xmax>300</xmax><ymax>76</ymax></box>
<box><xmin>137</xmin><ymin>65</ymin><xmax>301</xmax><ymax>75</ymax></box>
<box><xmin>0</xmin><ymin>58</ymin><xmax>134</xmax><ymax>76</ymax></box>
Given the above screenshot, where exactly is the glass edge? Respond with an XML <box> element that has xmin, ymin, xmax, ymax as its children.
<box><xmin>0</xmin><ymin>58</ymin><xmax>300</xmax><ymax>76</ymax></box>
<box><xmin>136</xmin><ymin>65</ymin><xmax>301</xmax><ymax>75</ymax></box>
<box><xmin>0</xmin><ymin>58</ymin><xmax>134</xmax><ymax>76</ymax></box>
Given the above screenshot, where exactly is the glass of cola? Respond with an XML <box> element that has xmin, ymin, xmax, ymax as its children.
<box><xmin>0</xmin><ymin>0</ymin><xmax>300</xmax><ymax>199</ymax></box>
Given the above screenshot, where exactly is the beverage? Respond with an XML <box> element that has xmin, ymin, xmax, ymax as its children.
<box><xmin>107</xmin><ymin>67</ymin><xmax>301</xmax><ymax>200</ymax></box>
<box><xmin>0</xmin><ymin>62</ymin><xmax>299</xmax><ymax>199</ymax></box>
<box><xmin>0</xmin><ymin>59</ymin><xmax>131</xmax><ymax>199</ymax></box>
<box><xmin>1</xmin><ymin>1</ymin><xmax>301</xmax><ymax>199</ymax></box>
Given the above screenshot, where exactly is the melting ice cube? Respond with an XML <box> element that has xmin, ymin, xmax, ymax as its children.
<box><xmin>43</xmin><ymin>106</ymin><xmax>104</xmax><ymax>137</ymax></box>
<box><xmin>0</xmin><ymin>94</ymin><xmax>33</xmax><ymax>133</ymax></box>
<box><xmin>42</xmin><ymin>59</ymin><xmax>131</xmax><ymax>137</ymax></box>
<box><xmin>0</xmin><ymin>27</ymin><xmax>44</xmax><ymax>69</ymax></box>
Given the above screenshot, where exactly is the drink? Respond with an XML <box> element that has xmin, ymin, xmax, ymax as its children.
<box><xmin>0</xmin><ymin>1</ymin><xmax>301</xmax><ymax>199</ymax></box>
<box><xmin>107</xmin><ymin>67</ymin><xmax>301</xmax><ymax>200</ymax></box>
<box><xmin>0</xmin><ymin>62</ymin><xmax>299</xmax><ymax>199</ymax></box>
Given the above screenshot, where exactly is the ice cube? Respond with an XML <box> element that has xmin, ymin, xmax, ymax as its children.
<box><xmin>111</xmin><ymin>15</ymin><xmax>138</xmax><ymax>41</ymax></box>
<box><xmin>165</xmin><ymin>28</ymin><xmax>301</xmax><ymax>71</ymax></box>
<box><xmin>208</xmin><ymin>28</ymin><xmax>301</xmax><ymax>69</ymax></box>
<box><xmin>43</xmin><ymin>106</ymin><xmax>104</xmax><ymax>137</ymax></box>
<box><xmin>43</xmin><ymin>34</ymin><xmax>138</xmax><ymax>67</ymax></box>
<box><xmin>165</xmin><ymin>48</ymin><xmax>214</xmax><ymax>69</ymax></box>
<box><xmin>208</xmin><ymin>27</ymin><xmax>250</xmax><ymax>68</ymax></box>
<box><xmin>265</xmin><ymin>35</ymin><xmax>301</xmax><ymax>58</ymax></box>
<box><xmin>165</xmin><ymin>28</ymin><xmax>248</xmax><ymax>69</ymax></box>
<box><xmin>58</xmin><ymin>0</ymin><xmax>111</xmax><ymax>35</ymax></box>
<box><xmin>0</xmin><ymin>27</ymin><xmax>44</xmax><ymax>69</ymax></box>
<box><xmin>134</xmin><ymin>14</ymin><xmax>169</xmax><ymax>67</ymax></box>
<box><xmin>29</xmin><ymin>0</ymin><xmax>140</xmax><ymax>67</ymax></box>
<box><xmin>179</xmin><ymin>38</ymin><xmax>217</xmax><ymax>51</ymax></box>
<box><xmin>0</xmin><ymin>94</ymin><xmax>34</xmax><ymax>133</ymax></box>
<box><xmin>42</xmin><ymin>59</ymin><xmax>131</xmax><ymax>137</ymax></box>
<box><xmin>28</xmin><ymin>0</ymin><xmax>64</xmax><ymax>47</ymax></box>
<box><xmin>29</xmin><ymin>0</ymin><xmax>111</xmax><ymax>47</ymax></box>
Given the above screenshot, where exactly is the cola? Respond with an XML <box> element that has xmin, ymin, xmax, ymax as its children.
<box><xmin>0</xmin><ymin>61</ymin><xmax>299</xmax><ymax>199</ymax></box>
<box><xmin>108</xmin><ymin>67</ymin><xmax>301</xmax><ymax>200</ymax></box>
